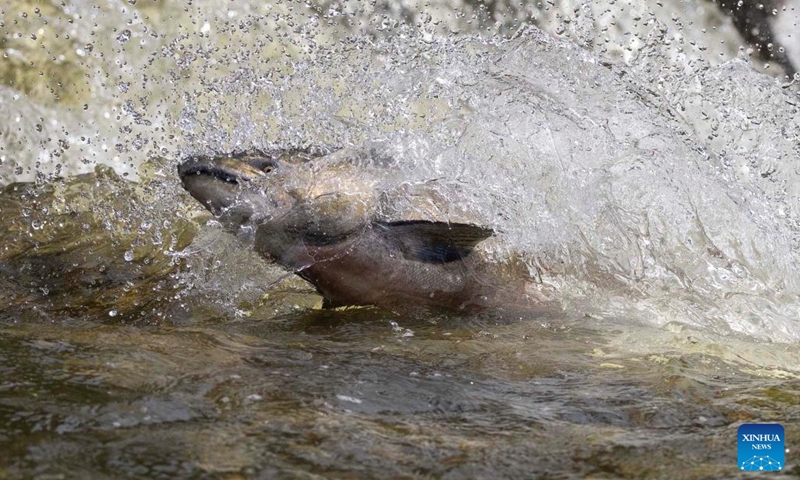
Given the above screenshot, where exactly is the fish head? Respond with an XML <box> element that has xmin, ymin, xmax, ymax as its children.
<box><xmin>178</xmin><ymin>150</ymin><xmax>377</xmax><ymax>257</ymax></box>
<box><xmin>179</xmin><ymin>152</ymin><xmax>292</xmax><ymax>231</ymax></box>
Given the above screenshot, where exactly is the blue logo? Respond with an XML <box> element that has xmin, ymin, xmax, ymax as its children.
<box><xmin>738</xmin><ymin>423</ymin><xmax>785</xmax><ymax>471</ymax></box>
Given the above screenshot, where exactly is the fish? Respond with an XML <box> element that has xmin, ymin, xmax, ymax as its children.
<box><xmin>177</xmin><ymin>149</ymin><xmax>536</xmax><ymax>313</ymax></box>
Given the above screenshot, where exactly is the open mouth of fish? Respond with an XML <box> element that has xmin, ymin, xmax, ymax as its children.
<box><xmin>177</xmin><ymin>156</ymin><xmax>278</xmax><ymax>219</ymax></box>
<box><xmin>177</xmin><ymin>156</ymin><xmax>269</xmax><ymax>186</ymax></box>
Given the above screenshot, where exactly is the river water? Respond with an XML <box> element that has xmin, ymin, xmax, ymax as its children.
<box><xmin>1</xmin><ymin>0</ymin><xmax>799</xmax><ymax>478</ymax></box>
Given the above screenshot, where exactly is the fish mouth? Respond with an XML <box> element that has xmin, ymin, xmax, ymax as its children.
<box><xmin>178</xmin><ymin>156</ymin><xmax>266</xmax><ymax>186</ymax></box>
<box><xmin>178</xmin><ymin>156</ymin><xmax>271</xmax><ymax>221</ymax></box>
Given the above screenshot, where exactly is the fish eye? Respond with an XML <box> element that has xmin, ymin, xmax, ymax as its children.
<box><xmin>246</xmin><ymin>157</ymin><xmax>279</xmax><ymax>174</ymax></box>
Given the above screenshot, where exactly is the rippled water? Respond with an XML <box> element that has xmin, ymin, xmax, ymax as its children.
<box><xmin>2</xmin><ymin>0</ymin><xmax>800</xmax><ymax>478</ymax></box>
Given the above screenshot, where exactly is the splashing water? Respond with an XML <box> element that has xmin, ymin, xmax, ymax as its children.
<box><xmin>1</xmin><ymin>0</ymin><xmax>800</xmax><ymax>478</ymax></box>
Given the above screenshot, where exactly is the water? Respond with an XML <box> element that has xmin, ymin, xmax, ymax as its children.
<box><xmin>1</xmin><ymin>0</ymin><xmax>800</xmax><ymax>478</ymax></box>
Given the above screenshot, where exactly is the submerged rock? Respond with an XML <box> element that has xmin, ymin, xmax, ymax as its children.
<box><xmin>0</xmin><ymin>164</ymin><xmax>198</xmax><ymax>323</ymax></box>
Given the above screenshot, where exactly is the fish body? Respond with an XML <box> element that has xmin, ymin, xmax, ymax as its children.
<box><xmin>178</xmin><ymin>150</ymin><xmax>530</xmax><ymax>312</ymax></box>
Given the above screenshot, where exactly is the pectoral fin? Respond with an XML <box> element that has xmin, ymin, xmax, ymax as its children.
<box><xmin>377</xmin><ymin>220</ymin><xmax>493</xmax><ymax>263</ymax></box>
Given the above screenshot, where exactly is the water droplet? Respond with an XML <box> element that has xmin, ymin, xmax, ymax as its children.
<box><xmin>117</xmin><ymin>30</ymin><xmax>131</xmax><ymax>44</ymax></box>
<box><xmin>124</xmin><ymin>250</ymin><xmax>134</xmax><ymax>262</ymax></box>
<box><xmin>108</xmin><ymin>310</ymin><xmax>118</xmax><ymax>317</ymax></box>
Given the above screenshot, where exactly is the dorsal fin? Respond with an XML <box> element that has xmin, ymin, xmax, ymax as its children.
<box><xmin>376</xmin><ymin>220</ymin><xmax>493</xmax><ymax>263</ymax></box>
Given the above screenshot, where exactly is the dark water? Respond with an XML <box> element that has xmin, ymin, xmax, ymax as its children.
<box><xmin>0</xmin><ymin>171</ymin><xmax>798</xmax><ymax>479</ymax></box>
